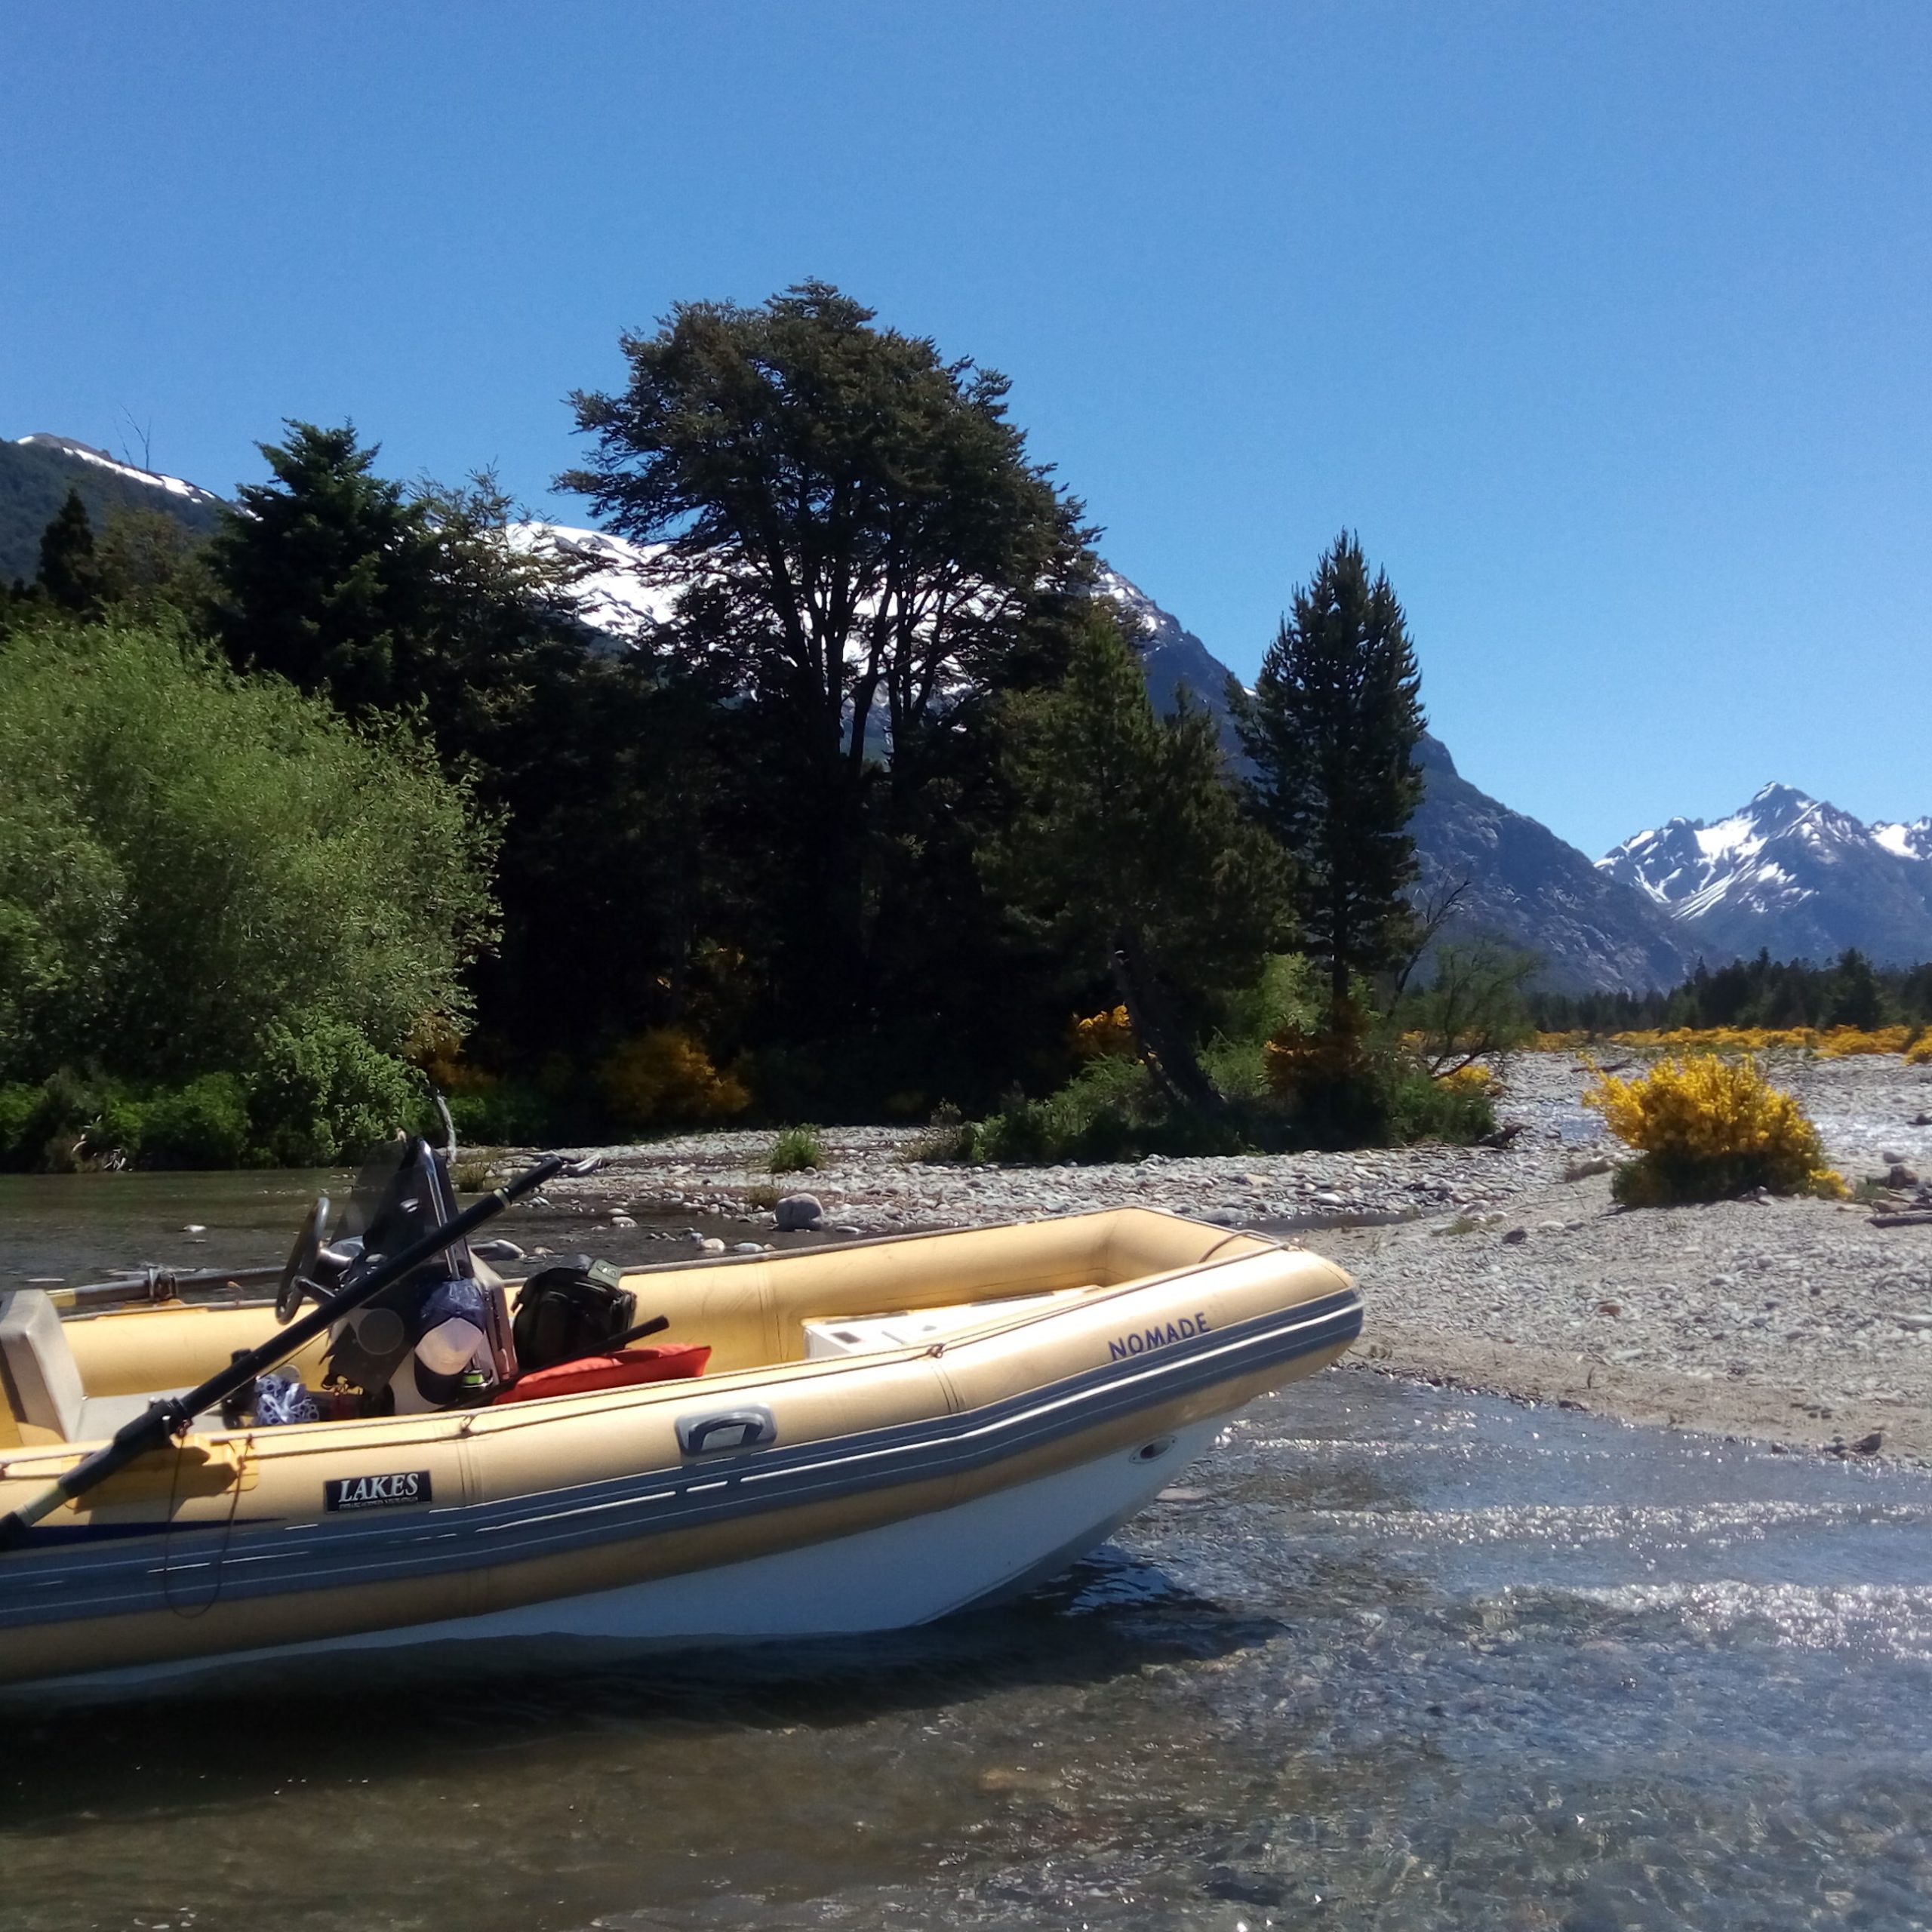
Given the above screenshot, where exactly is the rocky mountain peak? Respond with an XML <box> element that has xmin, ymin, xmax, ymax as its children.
<box><xmin>1601</xmin><ymin>783</ymin><xmax>1932</xmax><ymax>964</ymax></box>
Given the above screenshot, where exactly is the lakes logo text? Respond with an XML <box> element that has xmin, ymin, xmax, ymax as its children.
<box><xmin>325</xmin><ymin>1470</ymin><xmax>433</xmax><ymax>1512</ymax></box>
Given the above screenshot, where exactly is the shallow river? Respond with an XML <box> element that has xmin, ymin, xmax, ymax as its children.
<box><xmin>5</xmin><ymin>1176</ymin><xmax>1932</xmax><ymax>1927</ymax></box>
<box><xmin>2</xmin><ymin>1372</ymin><xmax>1930</xmax><ymax>1928</ymax></box>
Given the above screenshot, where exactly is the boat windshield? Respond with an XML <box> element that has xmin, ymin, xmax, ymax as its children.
<box><xmin>337</xmin><ymin>1137</ymin><xmax>472</xmax><ymax>1281</ymax></box>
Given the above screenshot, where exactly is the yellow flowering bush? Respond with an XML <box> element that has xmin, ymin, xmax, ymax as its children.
<box><xmin>597</xmin><ymin>1026</ymin><xmax>750</xmax><ymax>1131</ymax></box>
<box><xmin>1263</xmin><ymin>1004</ymin><xmax>1371</xmax><ymax>1096</ymax></box>
<box><xmin>1071</xmin><ymin>1004</ymin><xmax>1138</xmax><ymax>1060</ymax></box>
<box><xmin>1438</xmin><ymin>1061</ymin><xmax>1500</xmax><ymax>1100</ymax></box>
<box><xmin>1814</xmin><ymin>1025</ymin><xmax>1915</xmax><ymax>1057</ymax></box>
<box><xmin>1583</xmin><ymin>1054</ymin><xmax>1846</xmax><ymax>1206</ymax></box>
<box><xmin>1531</xmin><ymin>1024</ymin><xmax>1928</xmax><ymax>1059</ymax></box>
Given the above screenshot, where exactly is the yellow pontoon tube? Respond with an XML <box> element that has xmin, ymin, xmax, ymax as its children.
<box><xmin>0</xmin><ymin>1207</ymin><xmax>1359</xmax><ymax>1691</ymax></box>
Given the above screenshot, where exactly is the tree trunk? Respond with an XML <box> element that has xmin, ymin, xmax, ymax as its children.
<box><xmin>1111</xmin><ymin>937</ymin><xmax>1229</xmax><ymax>1121</ymax></box>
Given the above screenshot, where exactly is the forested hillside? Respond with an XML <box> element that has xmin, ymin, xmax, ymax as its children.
<box><xmin>0</xmin><ymin>434</ymin><xmax>223</xmax><ymax>583</ymax></box>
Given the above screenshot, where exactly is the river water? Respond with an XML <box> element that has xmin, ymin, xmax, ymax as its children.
<box><xmin>5</xmin><ymin>1180</ymin><xmax>1932</xmax><ymax>1927</ymax></box>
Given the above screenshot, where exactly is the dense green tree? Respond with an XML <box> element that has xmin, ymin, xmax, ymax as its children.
<box><xmin>92</xmin><ymin>506</ymin><xmax>215</xmax><ymax>615</ymax></box>
<box><xmin>985</xmin><ymin>610</ymin><xmax>1291</xmax><ymax>1113</ymax></box>
<box><xmin>1827</xmin><ymin>946</ymin><xmax>1885</xmax><ymax>1029</ymax></box>
<box><xmin>208</xmin><ymin>421</ymin><xmax>435</xmax><ymax>711</ymax></box>
<box><xmin>560</xmin><ymin>282</ymin><xmax>1094</xmax><ymax>1034</ymax></box>
<box><xmin>1237</xmin><ymin>532</ymin><xmax>1426</xmax><ymax>1015</ymax></box>
<box><xmin>1530</xmin><ymin>949</ymin><xmax>1932</xmax><ymax>1034</ymax></box>
<box><xmin>36</xmin><ymin>488</ymin><xmax>98</xmax><ymax>613</ymax></box>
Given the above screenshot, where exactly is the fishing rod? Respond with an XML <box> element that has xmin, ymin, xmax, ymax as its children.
<box><xmin>0</xmin><ymin>1150</ymin><xmax>574</xmax><ymax>1552</ymax></box>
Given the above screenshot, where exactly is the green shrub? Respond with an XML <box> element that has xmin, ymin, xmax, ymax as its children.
<box><xmin>901</xmin><ymin>1103</ymin><xmax>971</xmax><ymax>1164</ymax></box>
<box><xmin>131</xmin><ymin>1073</ymin><xmax>251</xmax><ymax>1168</ymax></box>
<box><xmin>0</xmin><ymin>1083</ymin><xmax>41</xmax><ymax>1166</ymax></box>
<box><xmin>961</xmin><ymin>1057</ymin><xmax>1246</xmax><ymax>1166</ymax></box>
<box><xmin>769</xmin><ymin>1125</ymin><xmax>823</xmax><ymax>1174</ymax></box>
<box><xmin>0</xmin><ymin>612</ymin><xmax>494</xmax><ymax>1088</ymax></box>
<box><xmin>1383</xmin><ymin>1065</ymin><xmax>1497</xmax><ymax>1144</ymax></box>
<box><xmin>248</xmin><ymin>1018</ymin><xmax>429</xmax><ymax>1166</ymax></box>
<box><xmin>447</xmin><ymin>1081</ymin><xmax>560</xmax><ymax>1147</ymax></box>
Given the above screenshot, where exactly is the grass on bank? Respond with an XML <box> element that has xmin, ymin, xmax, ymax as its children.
<box><xmin>768</xmin><ymin>1125</ymin><xmax>823</xmax><ymax>1174</ymax></box>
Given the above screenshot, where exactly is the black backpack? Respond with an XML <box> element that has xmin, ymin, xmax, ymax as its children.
<box><xmin>511</xmin><ymin>1257</ymin><xmax>638</xmax><ymax>1372</ymax></box>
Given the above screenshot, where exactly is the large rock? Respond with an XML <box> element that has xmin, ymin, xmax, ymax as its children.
<box><xmin>775</xmin><ymin>1192</ymin><xmax>824</xmax><ymax>1232</ymax></box>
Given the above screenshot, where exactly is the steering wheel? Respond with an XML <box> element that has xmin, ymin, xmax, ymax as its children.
<box><xmin>275</xmin><ymin>1193</ymin><xmax>331</xmax><ymax>1324</ymax></box>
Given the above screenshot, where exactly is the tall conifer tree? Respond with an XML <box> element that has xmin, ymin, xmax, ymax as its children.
<box><xmin>1237</xmin><ymin>533</ymin><xmax>1426</xmax><ymax>1014</ymax></box>
<box><xmin>37</xmin><ymin>489</ymin><xmax>98</xmax><ymax>613</ymax></box>
<box><xmin>208</xmin><ymin>422</ymin><xmax>432</xmax><ymax>712</ymax></box>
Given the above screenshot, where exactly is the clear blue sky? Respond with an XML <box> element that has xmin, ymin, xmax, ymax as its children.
<box><xmin>5</xmin><ymin>2</ymin><xmax>1927</xmax><ymax>855</ymax></box>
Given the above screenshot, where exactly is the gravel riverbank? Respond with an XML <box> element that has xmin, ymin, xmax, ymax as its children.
<box><xmin>548</xmin><ymin>1052</ymin><xmax>1932</xmax><ymax>1460</ymax></box>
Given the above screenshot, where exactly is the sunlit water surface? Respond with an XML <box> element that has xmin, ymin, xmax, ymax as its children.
<box><xmin>2</xmin><ymin>1363</ymin><xmax>1930</xmax><ymax>1930</ymax></box>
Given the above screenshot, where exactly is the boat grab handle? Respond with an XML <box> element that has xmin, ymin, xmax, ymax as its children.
<box><xmin>677</xmin><ymin>1405</ymin><xmax>777</xmax><ymax>1457</ymax></box>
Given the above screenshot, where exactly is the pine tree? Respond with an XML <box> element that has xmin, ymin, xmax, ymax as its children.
<box><xmin>986</xmin><ymin>609</ymin><xmax>1291</xmax><ymax>1113</ymax></box>
<box><xmin>207</xmin><ymin>421</ymin><xmax>432</xmax><ymax>712</ymax></box>
<box><xmin>37</xmin><ymin>489</ymin><xmax>99</xmax><ymax>614</ymax></box>
<box><xmin>1237</xmin><ymin>533</ymin><xmax>1426</xmax><ymax>1016</ymax></box>
<box><xmin>1828</xmin><ymin>947</ymin><xmax>1884</xmax><ymax>1029</ymax></box>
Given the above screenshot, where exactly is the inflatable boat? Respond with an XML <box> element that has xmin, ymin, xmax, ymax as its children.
<box><xmin>0</xmin><ymin>1172</ymin><xmax>1358</xmax><ymax>1694</ymax></box>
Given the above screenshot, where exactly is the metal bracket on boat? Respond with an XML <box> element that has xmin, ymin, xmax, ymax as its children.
<box><xmin>676</xmin><ymin>1405</ymin><xmax>777</xmax><ymax>1457</ymax></box>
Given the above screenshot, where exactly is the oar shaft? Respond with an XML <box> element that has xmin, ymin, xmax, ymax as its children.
<box><xmin>0</xmin><ymin>1152</ymin><xmax>568</xmax><ymax>1552</ymax></box>
<box><xmin>53</xmin><ymin>1265</ymin><xmax>285</xmax><ymax>1312</ymax></box>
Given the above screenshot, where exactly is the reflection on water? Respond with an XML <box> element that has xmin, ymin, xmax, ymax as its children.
<box><xmin>5</xmin><ymin>1372</ymin><xmax>1932</xmax><ymax>1929</ymax></box>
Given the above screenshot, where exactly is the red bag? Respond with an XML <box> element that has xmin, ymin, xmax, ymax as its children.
<box><xmin>494</xmin><ymin>1343</ymin><xmax>712</xmax><ymax>1404</ymax></box>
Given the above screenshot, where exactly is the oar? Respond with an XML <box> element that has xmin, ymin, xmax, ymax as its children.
<box><xmin>47</xmin><ymin>1263</ymin><xmax>286</xmax><ymax>1314</ymax></box>
<box><xmin>0</xmin><ymin>1152</ymin><xmax>573</xmax><ymax>1552</ymax></box>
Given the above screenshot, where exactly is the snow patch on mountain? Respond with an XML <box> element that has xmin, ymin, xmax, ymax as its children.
<box><xmin>1874</xmin><ymin>819</ymin><xmax>1932</xmax><ymax>863</ymax></box>
<box><xmin>13</xmin><ymin>434</ymin><xmax>222</xmax><ymax>509</ymax></box>
<box><xmin>509</xmin><ymin>521</ymin><xmax>676</xmax><ymax>643</ymax></box>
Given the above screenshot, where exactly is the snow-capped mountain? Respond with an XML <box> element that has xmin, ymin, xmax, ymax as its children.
<box><xmin>0</xmin><ymin>433</ymin><xmax>225</xmax><ymax>582</ymax></box>
<box><xmin>1601</xmin><ymin>784</ymin><xmax>1932</xmax><ymax>965</ymax></box>
<box><xmin>1875</xmin><ymin>817</ymin><xmax>1932</xmax><ymax>863</ymax></box>
<box><xmin>1095</xmin><ymin>563</ymin><xmax>1246</xmax><ymax>755</ymax></box>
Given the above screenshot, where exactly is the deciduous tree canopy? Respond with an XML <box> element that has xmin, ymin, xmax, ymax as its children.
<box><xmin>561</xmin><ymin>282</ymin><xmax>1094</xmax><ymax>1032</ymax></box>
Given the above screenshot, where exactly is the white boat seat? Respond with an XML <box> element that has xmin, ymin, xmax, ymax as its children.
<box><xmin>802</xmin><ymin>1287</ymin><xmax>1091</xmax><ymax>1359</ymax></box>
<box><xmin>0</xmin><ymin>1289</ymin><xmax>199</xmax><ymax>1444</ymax></box>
